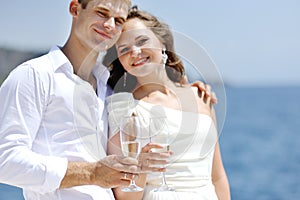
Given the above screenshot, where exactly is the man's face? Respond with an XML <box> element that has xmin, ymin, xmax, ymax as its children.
<box><xmin>74</xmin><ymin>0</ymin><xmax>128</xmax><ymax>51</ymax></box>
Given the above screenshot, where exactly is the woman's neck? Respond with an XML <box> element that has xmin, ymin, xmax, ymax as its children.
<box><xmin>133</xmin><ymin>76</ymin><xmax>177</xmax><ymax>100</ymax></box>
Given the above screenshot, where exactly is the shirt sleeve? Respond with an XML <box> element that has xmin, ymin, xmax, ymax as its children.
<box><xmin>0</xmin><ymin>63</ymin><xmax>68</xmax><ymax>194</ymax></box>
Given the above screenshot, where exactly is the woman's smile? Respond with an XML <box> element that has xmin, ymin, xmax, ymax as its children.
<box><xmin>132</xmin><ymin>57</ymin><xmax>149</xmax><ymax>67</ymax></box>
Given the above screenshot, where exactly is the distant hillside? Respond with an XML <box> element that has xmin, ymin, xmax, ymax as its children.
<box><xmin>0</xmin><ymin>47</ymin><xmax>230</xmax><ymax>87</ymax></box>
<box><xmin>0</xmin><ymin>47</ymin><xmax>44</xmax><ymax>84</ymax></box>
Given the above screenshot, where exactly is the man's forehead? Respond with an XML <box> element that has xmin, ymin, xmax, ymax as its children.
<box><xmin>92</xmin><ymin>0</ymin><xmax>128</xmax><ymax>16</ymax></box>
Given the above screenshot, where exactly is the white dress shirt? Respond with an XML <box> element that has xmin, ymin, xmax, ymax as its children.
<box><xmin>0</xmin><ymin>46</ymin><xmax>114</xmax><ymax>200</ymax></box>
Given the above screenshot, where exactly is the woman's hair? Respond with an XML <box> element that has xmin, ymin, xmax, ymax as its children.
<box><xmin>78</xmin><ymin>0</ymin><xmax>131</xmax><ymax>9</ymax></box>
<box><xmin>104</xmin><ymin>6</ymin><xmax>185</xmax><ymax>92</ymax></box>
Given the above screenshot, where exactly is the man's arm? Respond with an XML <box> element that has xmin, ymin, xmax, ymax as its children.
<box><xmin>0</xmin><ymin>65</ymin><xmax>68</xmax><ymax>194</ymax></box>
<box><xmin>60</xmin><ymin>158</ymin><xmax>134</xmax><ymax>189</ymax></box>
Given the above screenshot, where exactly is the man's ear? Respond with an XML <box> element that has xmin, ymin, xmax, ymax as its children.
<box><xmin>69</xmin><ymin>0</ymin><xmax>80</xmax><ymax>17</ymax></box>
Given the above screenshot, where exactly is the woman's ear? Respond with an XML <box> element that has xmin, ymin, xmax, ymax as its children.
<box><xmin>69</xmin><ymin>0</ymin><xmax>80</xmax><ymax>17</ymax></box>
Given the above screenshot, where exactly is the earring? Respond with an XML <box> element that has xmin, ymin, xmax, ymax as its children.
<box><xmin>162</xmin><ymin>48</ymin><xmax>168</xmax><ymax>65</ymax></box>
<box><xmin>123</xmin><ymin>72</ymin><xmax>127</xmax><ymax>87</ymax></box>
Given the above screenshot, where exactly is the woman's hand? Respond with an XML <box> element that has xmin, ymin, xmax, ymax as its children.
<box><xmin>138</xmin><ymin>143</ymin><xmax>173</xmax><ymax>173</ymax></box>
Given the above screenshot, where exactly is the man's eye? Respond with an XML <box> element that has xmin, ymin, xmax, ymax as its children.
<box><xmin>97</xmin><ymin>11</ymin><xmax>107</xmax><ymax>18</ymax></box>
<box><xmin>115</xmin><ymin>18</ymin><xmax>125</xmax><ymax>26</ymax></box>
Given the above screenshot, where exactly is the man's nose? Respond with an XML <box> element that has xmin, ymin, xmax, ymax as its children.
<box><xmin>103</xmin><ymin>17</ymin><xmax>115</xmax><ymax>31</ymax></box>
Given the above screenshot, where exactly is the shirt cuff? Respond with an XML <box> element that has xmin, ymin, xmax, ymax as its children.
<box><xmin>29</xmin><ymin>156</ymin><xmax>68</xmax><ymax>194</ymax></box>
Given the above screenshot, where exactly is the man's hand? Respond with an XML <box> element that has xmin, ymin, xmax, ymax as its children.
<box><xmin>180</xmin><ymin>76</ymin><xmax>217</xmax><ymax>105</ymax></box>
<box><xmin>92</xmin><ymin>155</ymin><xmax>140</xmax><ymax>188</ymax></box>
<box><xmin>99</xmin><ymin>154</ymin><xmax>139</xmax><ymax>173</ymax></box>
<box><xmin>60</xmin><ymin>155</ymin><xmax>140</xmax><ymax>189</ymax></box>
<box><xmin>190</xmin><ymin>81</ymin><xmax>218</xmax><ymax>105</ymax></box>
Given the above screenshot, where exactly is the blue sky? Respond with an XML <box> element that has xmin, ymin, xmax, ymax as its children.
<box><xmin>0</xmin><ymin>0</ymin><xmax>299</xmax><ymax>86</ymax></box>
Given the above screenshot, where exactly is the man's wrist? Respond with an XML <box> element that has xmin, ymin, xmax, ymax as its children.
<box><xmin>60</xmin><ymin>161</ymin><xmax>97</xmax><ymax>188</ymax></box>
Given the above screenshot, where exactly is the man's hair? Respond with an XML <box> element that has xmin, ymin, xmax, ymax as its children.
<box><xmin>78</xmin><ymin>0</ymin><xmax>131</xmax><ymax>9</ymax></box>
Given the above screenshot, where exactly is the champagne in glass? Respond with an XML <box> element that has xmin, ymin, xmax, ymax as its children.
<box><xmin>149</xmin><ymin>117</ymin><xmax>174</xmax><ymax>192</ymax></box>
<box><xmin>121</xmin><ymin>141</ymin><xmax>141</xmax><ymax>158</ymax></box>
<box><xmin>120</xmin><ymin>115</ymin><xmax>144</xmax><ymax>192</ymax></box>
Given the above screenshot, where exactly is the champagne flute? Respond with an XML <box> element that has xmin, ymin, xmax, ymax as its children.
<box><xmin>149</xmin><ymin>117</ymin><xmax>175</xmax><ymax>192</ymax></box>
<box><xmin>120</xmin><ymin>115</ymin><xmax>144</xmax><ymax>192</ymax></box>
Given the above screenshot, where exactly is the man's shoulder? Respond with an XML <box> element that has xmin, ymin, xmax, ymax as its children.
<box><xmin>22</xmin><ymin>46</ymin><xmax>67</xmax><ymax>71</ymax></box>
<box><xmin>15</xmin><ymin>50</ymin><xmax>49</xmax><ymax>70</ymax></box>
<box><xmin>6</xmin><ymin>51</ymin><xmax>55</xmax><ymax>86</ymax></box>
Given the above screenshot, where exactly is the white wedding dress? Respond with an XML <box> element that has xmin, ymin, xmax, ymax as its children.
<box><xmin>106</xmin><ymin>93</ymin><xmax>219</xmax><ymax>200</ymax></box>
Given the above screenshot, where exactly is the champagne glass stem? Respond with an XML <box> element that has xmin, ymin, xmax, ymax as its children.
<box><xmin>161</xmin><ymin>172</ymin><xmax>167</xmax><ymax>187</ymax></box>
<box><xmin>159</xmin><ymin>171</ymin><xmax>169</xmax><ymax>190</ymax></box>
<box><xmin>128</xmin><ymin>179</ymin><xmax>135</xmax><ymax>187</ymax></box>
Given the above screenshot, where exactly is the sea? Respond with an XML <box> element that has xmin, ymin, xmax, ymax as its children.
<box><xmin>0</xmin><ymin>86</ymin><xmax>299</xmax><ymax>200</ymax></box>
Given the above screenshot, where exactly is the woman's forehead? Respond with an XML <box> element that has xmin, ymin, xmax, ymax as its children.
<box><xmin>122</xmin><ymin>18</ymin><xmax>147</xmax><ymax>31</ymax></box>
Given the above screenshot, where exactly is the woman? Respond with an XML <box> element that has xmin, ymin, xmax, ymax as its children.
<box><xmin>105</xmin><ymin>7</ymin><xmax>230</xmax><ymax>200</ymax></box>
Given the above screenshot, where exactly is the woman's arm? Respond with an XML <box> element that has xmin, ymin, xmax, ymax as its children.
<box><xmin>198</xmin><ymin>88</ymin><xmax>230</xmax><ymax>200</ymax></box>
<box><xmin>212</xmin><ymin>142</ymin><xmax>231</xmax><ymax>200</ymax></box>
<box><xmin>211</xmin><ymin>108</ymin><xmax>231</xmax><ymax>200</ymax></box>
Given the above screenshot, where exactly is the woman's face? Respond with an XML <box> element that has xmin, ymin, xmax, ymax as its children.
<box><xmin>116</xmin><ymin>18</ymin><xmax>164</xmax><ymax>77</ymax></box>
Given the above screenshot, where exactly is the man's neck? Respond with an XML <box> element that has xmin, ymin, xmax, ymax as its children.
<box><xmin>61</xmin><ymin>39</ymin><xmax>99</xmax><ymax>83</ymax></box>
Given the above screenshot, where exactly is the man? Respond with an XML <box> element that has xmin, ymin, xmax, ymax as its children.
<box><xmin>0</xmin><ymin>0</ymin><xmax>137</xmax><ymax>199</ymax></box>
<box><xmin>0</xmin><ymin>0</ymin><xmax>215</xmax><ymax>199</ymax></box>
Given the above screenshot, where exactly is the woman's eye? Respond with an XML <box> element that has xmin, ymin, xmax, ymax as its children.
<box><xmin>136</xmin><ymin>38</ymin><xmax>148</xmax><ymax>46</ymax></box>
<box><xmin>119</xmin><ymin>47</ymin><xmax>130</xmax><ymax>54</ymax></box>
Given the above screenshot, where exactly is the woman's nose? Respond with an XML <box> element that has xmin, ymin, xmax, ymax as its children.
<box><xmin>131</xmin><ymin>46</ymin><xmax>141</xmax><ymax>57</ymax></box>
